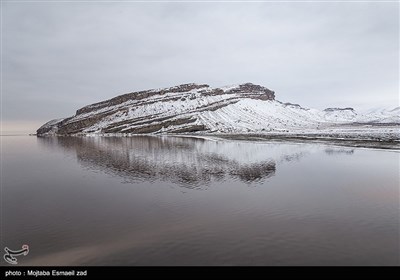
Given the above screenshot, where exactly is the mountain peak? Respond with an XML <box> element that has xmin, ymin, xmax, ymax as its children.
<box><xmin>224</xmin><ymin>83</ymin><xmax>274</xmax><ymax>94</ymax></box>
<box><xmin>159</xmin><ymin>83</ymin><xmax>210</xmax><ymax>92</ymax></box>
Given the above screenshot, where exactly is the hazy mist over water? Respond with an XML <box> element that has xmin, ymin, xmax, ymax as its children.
<box><xmin>1</xmin><ymin>136</ymin><xmax>399</xmax><ymax>265</ymax></box>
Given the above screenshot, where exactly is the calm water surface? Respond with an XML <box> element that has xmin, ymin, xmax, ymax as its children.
<box><xmin>1</xmin><ymin>136</ymin><xmax>399</xmax><ymax>265</ymax></box>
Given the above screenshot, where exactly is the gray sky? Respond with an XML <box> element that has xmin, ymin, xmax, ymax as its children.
<box><xmin>2</xmin><ymin>1</ymin><xmax>399</xmax><ymax>133</ymax></box>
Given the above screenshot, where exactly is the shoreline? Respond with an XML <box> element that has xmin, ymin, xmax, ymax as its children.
<box><xmin>194</xmin><ymin>133</ymin><xmax>400</xmax><ymax>150</ymax></box>
<box><xmin>28</xmin><ymin>131</ymin><xmax>400</xmax><ymax>150</ymax></box>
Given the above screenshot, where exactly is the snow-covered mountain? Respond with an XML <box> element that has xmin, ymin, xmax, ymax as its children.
<box><xmin>37</xmin><ymin>83</ymin><xmax>399</xmax><ymax>135</ymax></box>
<box><xmin>360</xmin><ymin>107</ymin><xmax>400</xmax><ymax>124</ymax></box>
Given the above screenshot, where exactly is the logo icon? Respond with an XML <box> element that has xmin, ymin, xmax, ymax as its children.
<box><xmin>3</xmin><ymin>245</ymin><xmax>29</xmax><ymax>265</ymax></box>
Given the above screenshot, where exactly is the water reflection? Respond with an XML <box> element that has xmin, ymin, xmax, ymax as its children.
<box><xmin>4</xmin><ymin>136</ymin><xmax>398</xmax><ymax>265</ymax></box>
<box><xmin>35</xmin><ymin>136</ymin><xmax>312</xmax><ymax>187</ymax></box>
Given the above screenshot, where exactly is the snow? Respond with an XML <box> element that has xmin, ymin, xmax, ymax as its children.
<box><xmin>359</xmin><ymin>107</ymin><xmax>400</xmax><ymax>123</ymax></box>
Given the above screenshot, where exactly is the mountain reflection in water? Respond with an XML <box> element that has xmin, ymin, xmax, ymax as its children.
<box><xmin>38</xmin><ymin>136</ymin><xmax>284</xmax><ymax>187</ymax></box>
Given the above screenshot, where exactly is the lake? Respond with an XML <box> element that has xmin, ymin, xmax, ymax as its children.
<box><xmin>1</xmin><ymin>135</ymin><xmax>399</xmax><ymax>265</ymax></box>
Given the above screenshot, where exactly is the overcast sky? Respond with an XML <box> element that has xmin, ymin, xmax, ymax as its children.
<box><xmin>2</xmin><ymin>1</ymin><xmax>399</xmax><ymax>133</ymax></box>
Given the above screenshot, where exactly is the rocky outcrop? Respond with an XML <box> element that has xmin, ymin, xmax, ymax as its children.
<box><xmin>281</xmin><ymin>102</ymin><xmax>306</xmax><ymax>110</ymax></box>
<box><xmin>225</xmin><ymin>83</ymin><xmax>275</xmax><ymax>100</ymax></box>
<box><xmin>324</xmin><ymin>107</ymin><xmax>354</xmax><ymax>112</ymax></box>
